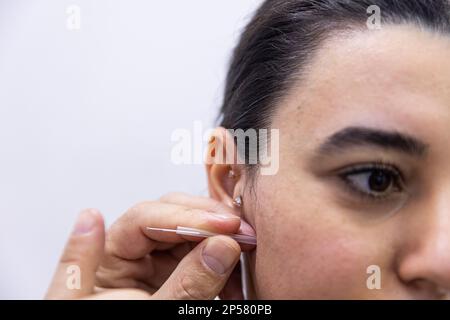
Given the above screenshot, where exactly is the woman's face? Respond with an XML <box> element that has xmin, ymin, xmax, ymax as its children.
<box><xmin>244</xmin><ymin>25</ymin><xmax>450</xmax><ymax>299</ymax></box>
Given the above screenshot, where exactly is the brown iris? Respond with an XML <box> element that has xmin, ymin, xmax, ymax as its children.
<box><xmin>368</xmin><ymin>169</ymin><xmax>392</xmax><ymax>192</ymax></box>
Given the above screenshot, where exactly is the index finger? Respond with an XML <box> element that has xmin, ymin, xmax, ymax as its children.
<box><xmin>105</xmin><ymin>201</ymin><xmax>243</xmax><ymax>260</ymax></box>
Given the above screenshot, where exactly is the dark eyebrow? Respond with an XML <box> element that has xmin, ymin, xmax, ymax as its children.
<box><xmin>316</xmin><ymin>126</ymin><xmax>429</xmax><ymax>157</ymax></box>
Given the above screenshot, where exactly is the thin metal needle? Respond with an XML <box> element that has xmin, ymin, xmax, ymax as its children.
<box><xmin>146</xmin><ymin>226</ymin><xmax>257</xmax><ymax>245</ymax></box>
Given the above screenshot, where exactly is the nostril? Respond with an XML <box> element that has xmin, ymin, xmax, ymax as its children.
<box><xmin>436</xmin><ymin>287</ymin><xmax>450</xmax><ymax>300</ymax></box>
<box><xmin>407</xmin><ymin>278</ymin><xmax>450</xmax><ymax>299</ymax></box>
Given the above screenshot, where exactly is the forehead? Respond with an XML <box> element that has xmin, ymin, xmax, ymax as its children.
<box><xmin>273</xmin><ymin>25</ymin><xmax>450</xmax><ymax>147</ymax></box>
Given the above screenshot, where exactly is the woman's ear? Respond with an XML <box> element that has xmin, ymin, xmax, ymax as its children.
<box><xmin>205</xmin><ymin>127</ymin><xmax>244</xmax><ymax>211</ymax></box>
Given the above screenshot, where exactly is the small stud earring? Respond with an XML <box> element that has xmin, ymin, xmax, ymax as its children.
<box><xmin>228</xmin><ymin>169</ymin><xmax>236</xmax><ymax>179</ymax></box>
<box><xmin>233</xmin><ymin>195</ymin><xmax>242</xmax><ymax>207</ymax></box>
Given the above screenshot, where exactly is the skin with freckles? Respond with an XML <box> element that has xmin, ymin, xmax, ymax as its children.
<box><xmin>208</xmin><ymin>25</ymin><xmax>450</xmax><ymax>299</ymax></box>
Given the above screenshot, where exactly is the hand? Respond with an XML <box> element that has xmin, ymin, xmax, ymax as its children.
<box><xmin>45</xmin><ymin>193</ymin><xmax>256</xmax><ymax>299</ymax></box>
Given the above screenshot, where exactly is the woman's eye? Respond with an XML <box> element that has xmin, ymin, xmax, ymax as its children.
<box><xmin>339</xmin><ymin>166</ymin><xmax>403</xmax><ymax>199</ymax></box>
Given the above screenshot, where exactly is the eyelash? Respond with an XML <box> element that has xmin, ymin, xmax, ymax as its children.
<box><xmin>336</xmin><ymin>160</ymin><xmax>406</xmax><ymax>202</ymax></box>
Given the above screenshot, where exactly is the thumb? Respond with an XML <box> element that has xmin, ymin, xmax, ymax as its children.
<box><xmin>153</xmin><ymin>235</ymin><xmax>241</xmax><ymax>300</ymax></box>
<box><xmin>45</xmin><ymin>208</ymin><xmax>105</xmax><ymax>299</ymax></box>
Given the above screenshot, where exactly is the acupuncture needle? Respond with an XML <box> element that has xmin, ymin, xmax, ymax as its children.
<box><xmin>146</xmin><ymin>226</ymin><xmax>257</xmax><ymax>245</ymax></box>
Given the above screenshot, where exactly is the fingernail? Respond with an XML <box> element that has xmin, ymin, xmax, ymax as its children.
<box><xmin>73</xmin><ymin>209</ymin><xmax>98</xmax><ymax>235</ymax></box>
<box><xmin>202</xmin><ymin>237</ymin><xmax>239</xmax><ymax>275</ymax></box>
<box><xmin>238</xmin><ymin>219</ymin><xmax>256</xmax><ymax>236</ymax></box>
<box><xmin>208</xmin><ymin>212</ymin><xmax>240</xmax><ymax>221</ymax></box>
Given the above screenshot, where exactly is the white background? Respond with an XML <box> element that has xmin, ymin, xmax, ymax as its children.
<box><xmin>0</xmin><ymin>0</ymin><xmax>262</xmax><ymax>299</ymax></box>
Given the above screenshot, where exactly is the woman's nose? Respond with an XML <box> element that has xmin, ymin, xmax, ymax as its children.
<box><xmin>397</xmin><ymin>187</ymin><xmax>450</xmax><ymax>296</ymax></box>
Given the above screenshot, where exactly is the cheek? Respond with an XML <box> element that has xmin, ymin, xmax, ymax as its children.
<box><xmin>249</xmin><ymin>181</ymin><xmax>390</xmax><ymax>299</ymax></box>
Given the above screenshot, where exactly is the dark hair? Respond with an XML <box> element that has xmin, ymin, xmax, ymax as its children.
<box><xmin>218</xmin><ymin>0</ymin><xmax>450</xmax><ymax>172</ymax></box>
